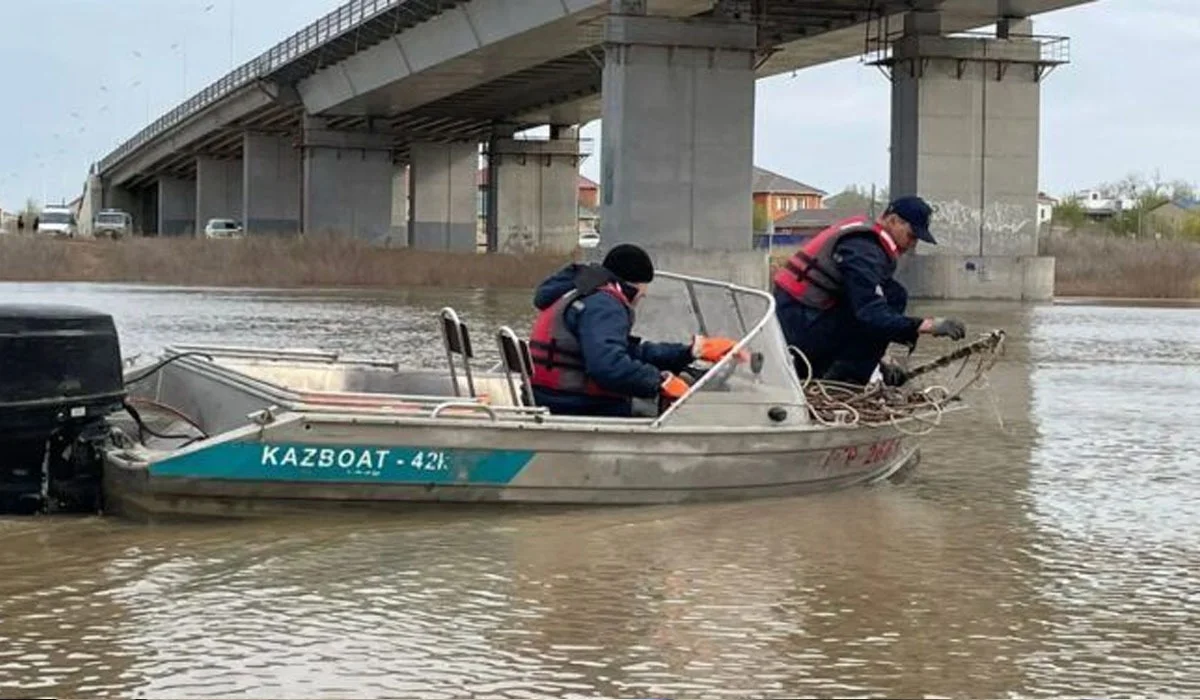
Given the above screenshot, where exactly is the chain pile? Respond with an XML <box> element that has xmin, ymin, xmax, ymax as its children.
<box><xmin>793</xmin><ymin>330</ymin><xmax>1007</xmax><ymax>435</ymax></box>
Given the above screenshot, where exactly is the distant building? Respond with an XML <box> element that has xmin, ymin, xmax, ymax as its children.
<box><xmin>1037</xmin><ymin>192</ymin><xmax>1057</xmax><ymax>230</ymax></box>
<box><xmin>578</xmin><ymin>205</ymin><xmax>599</xmax><ymax>236</ymax></box>
<box><xmin>577</xmin><ymin>174</ymin><xmax>599</xmax><ymax>210</ymax></box>
<box><xmin>753</xmin><ymin>167</ymin><xmax>826</xmax><ymax>223</ymax></box>
<box><xmin>755</xmin><ymin>207</ymin><xmax>862</xmax><ymax>249</ymax></box>
<box><xmin>1075</xmin><ymin>189</ymin><xmax>1137</xmax><ymax>219</ymax></box>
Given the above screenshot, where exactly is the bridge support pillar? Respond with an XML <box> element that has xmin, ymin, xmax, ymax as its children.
<box><xmin>243</xmin><ymin>132</ymin><xmax>301</xmax><ymax>235</ymax></box>
<box><xmin>390</xmin><ymin>165</ymin><xmax>409</xmax><ymax>246</ymax></box>
<box><xmin>599</xmin><ymin>4</ymin><xmax>764</xmax><ymax>285</ymax></box>
<box><xmin>196</xmin><ymin>157</ymin><xmax>244</xmax><ymax>234</ymax></box>
<box><xmin>101</xmin><ymin>180</ymin><xmax>140</xmax><ymax>225</ymax></box>
<box><xmin>301</xmin><ymin>118</ymin><xmax>396</xmax><ymax>243</ymax></box>
<box><xmin>157</xmin><ymin>176</ymin><xmax>196</xmax><ymax>237</ymax></box>
<box><xmin>408</xmin><ymin>141</ymin><xmax>477</xmax><ymax>252</ymax></box>
<box><xmin>887</xmin><ymin>13</ymin><xmax>1058</xmax><ymax>300</ymax></box>
<box><xmin>77</xmin><ymin>175</ymin><xmax>103</xmax><ymax>238</ymax></box>
<box><xmin>487</xmin><ymin>128</ymin><xmax>581</xmax><ymax>254</ymax></box>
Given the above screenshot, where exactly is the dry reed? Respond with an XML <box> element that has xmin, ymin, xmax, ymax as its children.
<box><xmin>0</xmin><ymin>234</ymin><xmax>573</xmax><ymax>290</ymax></box>
<box><xmin>2</xmin><ymin>233</ymin><xmax>1196</xmax><ymax>298</ymax></box>
<box><xmin>1041</xmin><ymin>235</ymin><xmax>1200</xmax><ymax>299</ymax></box>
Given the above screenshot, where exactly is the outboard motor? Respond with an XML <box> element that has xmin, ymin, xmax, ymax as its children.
<box><xmin>0</xmin><ymin>305</ymin><xmax>125</xmax><ymax>514</ymax></box>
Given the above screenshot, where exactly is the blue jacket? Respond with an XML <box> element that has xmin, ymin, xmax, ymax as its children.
<box><xmin>830</xmin><ymin>234</ymin><xmax>922</xmax><ymax>343</ymax></box>
<box><xmin>775</xmin><ymin>233</ymin><xmax>922</xmax><ymax>375</ymax></box>
<box><xmin>530</xmin><ymin>264</ymin><xmax>694</xmax><ymax>416</ymax></box>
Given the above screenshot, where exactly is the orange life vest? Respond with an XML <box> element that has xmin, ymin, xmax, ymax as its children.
<box><xmin>528</xmin><ymin>283</ymin><xmax>632</xmax><ymax>398</ymax></box>
<box><xmin>773</xmin><ymin>215</ymin><xmax>899</xmax><ymax>309</ymax></box>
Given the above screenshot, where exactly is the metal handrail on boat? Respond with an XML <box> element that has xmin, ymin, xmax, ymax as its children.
<box><xmin>147</xmin><ymin>269</ymin><xmax>800</xmax><ymax>431</ymax></box>
<box><xmin>430</xmin><ymin>402</ymin><xmax>499</xmax><ymax>421</ymax></box>
<box><xmin>150</xmin><ymin>349</ymin><xmax>553</xmax><ymax>421</ymax></box>
<box><xmin>166</xmin><ymin>343</ymin><xmax>346</xmax><ymax>363</ymax></box>
<box><xmin>650</xmin><ymin>271</ymin><xmax>799</xmax><ymax>429</ymax></box>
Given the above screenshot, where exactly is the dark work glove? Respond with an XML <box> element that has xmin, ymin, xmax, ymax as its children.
<box><xmin>929</xmin><ymin>317</ymin><xmax>967</xmax><ymax>341</ymax></box>
<box><xmin>879</xmin><ymin>361</ymin><xmax>910</xmax><ymax>387</ymax></box>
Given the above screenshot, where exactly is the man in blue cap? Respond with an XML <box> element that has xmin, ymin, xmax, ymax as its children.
<box><xmin>772</xmin><ymin>195</ymin><xmax>967</xmax><ymax>386</ymax></box>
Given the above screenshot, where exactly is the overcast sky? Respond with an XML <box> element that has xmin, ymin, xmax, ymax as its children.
<box><xmin>0</xmin><ymin>0</ymin><xmax>1194</xmax><ymax>211</ymax></box>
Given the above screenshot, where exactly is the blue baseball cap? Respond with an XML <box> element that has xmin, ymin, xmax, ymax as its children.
<box><xmin>885</xmin><ymin>195</ymin><xmax>937</xmax><ymax>245</ymax></box>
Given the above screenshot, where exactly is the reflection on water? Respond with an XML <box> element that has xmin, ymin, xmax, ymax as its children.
<box><xmin>1</xmin><ymin>283</ymin><xmax>1198</xmax><ymax>698</ymax></box>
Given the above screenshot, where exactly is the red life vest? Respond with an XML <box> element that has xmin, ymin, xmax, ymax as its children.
<box><xmin>773</xmin><ymin>215</ymin><xmax>900</xmax><ymax>309</ymax></box>
<box><xmin>528</xmin><ymin>283</ymin><xmax>632</xmax><ymax>398</ymax></box>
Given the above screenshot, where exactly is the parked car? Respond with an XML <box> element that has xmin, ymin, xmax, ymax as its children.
<box><xmin>578</xmin><ymin>231</ymin><xmax>601</xmax><ymax>249</ymax></box>
<box><xmin>93</xmin><ymin>209</ymin><xmax>133</xmax><ymax>239</ymax></box>
<box><xmin>204</xmin><ymin>218</ymin><xmax>243</xmax><ymax>239</ymax></box>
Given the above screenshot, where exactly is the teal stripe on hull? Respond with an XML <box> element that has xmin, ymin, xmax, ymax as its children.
<box><xmin>151</xmin><ymin>441</ymin><xmax>535</xmax><ymax>485</ymax></box>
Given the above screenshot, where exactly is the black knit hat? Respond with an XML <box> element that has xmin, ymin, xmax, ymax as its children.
<box><xmin>602</xmin><ymin>243</ymin><xmax>655</xmax><ymax>284</ymax></box>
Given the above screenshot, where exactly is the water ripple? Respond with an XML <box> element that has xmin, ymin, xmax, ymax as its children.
<box><xmin>0</xmin><ymin>285</ymin><xmax>1198</xmax><ymax>697</ymax></box>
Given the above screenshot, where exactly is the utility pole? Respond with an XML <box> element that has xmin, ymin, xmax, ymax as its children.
<box><xmin>229</xmin><ymin>0</ymin><xmax>236</xmax><ymax>70</ymax></box>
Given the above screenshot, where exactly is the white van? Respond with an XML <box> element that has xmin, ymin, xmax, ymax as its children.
<box><xmin>37</xmin><ymin>206</ymin><xmax>77</xmax><ymax>238</ymax></box>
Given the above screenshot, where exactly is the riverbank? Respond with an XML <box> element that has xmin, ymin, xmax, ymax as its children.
<box><xmin>0</xmin><ymin>235</ymin><xmax>571</xmax><ymax>290</ymax></box>
<box><xmin>1</xmin><ymin>233</ymin><xmax>1196</xmax><ymax>298</ymax></box>
<box><xmin>1039</xmin><ymin>235</ymin><xmax>1200</xmax><ymax>299</ymax></box>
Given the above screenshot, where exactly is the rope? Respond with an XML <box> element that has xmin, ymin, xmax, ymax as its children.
<box><xmin>791</xmin><ymin>330</ymin><xmax>1006</xmax><ymax>430</ymax></box>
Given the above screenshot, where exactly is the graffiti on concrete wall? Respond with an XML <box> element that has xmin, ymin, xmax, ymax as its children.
<box><xmin>500</xmin><ymin>224</ymin><xmax>537</xmax><ymax>255</ymax></box>
<box><xmin>930</xmin><ymin>200</ymin><xmax>1033</xmax><ymax>239</ymax></box>
<box><xmin>926</xmin><ymin>200</ymin><xmax>1032</xmax><ymax>237</ymax></box>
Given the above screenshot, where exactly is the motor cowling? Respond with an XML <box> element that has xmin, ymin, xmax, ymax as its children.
<box><xmin>0</xmin><ymin>305</ymin><xmax>125</xmax><ymax>514</ymax></box>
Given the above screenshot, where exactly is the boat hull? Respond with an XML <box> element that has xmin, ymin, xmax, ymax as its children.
<box><xmin>103</xmin><ymin>414</ymin><xmax>918</xmax><ymax>519</ymax></box>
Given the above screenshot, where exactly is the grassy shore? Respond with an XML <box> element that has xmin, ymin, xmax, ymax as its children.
<box><xmin>0</xmin><ymin>235</ymin><xmax>571</xmax><ymax>290</ymax></box>
<box><xmin>1039</xmin><ymin>235</ymin><xmax>1200</xmax><ymax>299</ymax></box>
<box><xmin>0</xmin><ymin>233</ymin><xmax>1196</xmax><ymax>298</ymax></box>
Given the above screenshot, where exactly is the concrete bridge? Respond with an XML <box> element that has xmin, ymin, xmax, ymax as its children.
<box><xmin>81</xmin><ymin>0</ymin><xmax>1095</xmax><ymax>299</ymax></box>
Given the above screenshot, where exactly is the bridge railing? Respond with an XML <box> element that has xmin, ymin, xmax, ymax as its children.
<box><xmin>97</xmin><ymin>0</ymin><xmax>405</xmax><ymax>175</ymax></box>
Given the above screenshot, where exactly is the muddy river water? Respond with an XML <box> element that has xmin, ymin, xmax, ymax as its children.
<box><xmin>1</xmin><ymin>282</ymin><xmax>1197</xmax><ymax>698</ymax></box>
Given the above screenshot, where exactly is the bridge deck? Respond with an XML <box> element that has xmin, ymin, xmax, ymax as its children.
<box><xmin>98</xmin><ymin>0</ymin><xmax>1093</xmax><ymax>188</ymax></box>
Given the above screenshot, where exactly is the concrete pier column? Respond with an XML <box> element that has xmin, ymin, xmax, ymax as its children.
<box><xmin>408</xmin><ymin>141</ymin><xmax>478</xmax><ymax>252</ymax></box>
<box><xmin>156</xmin><ymin>176</ymin><xmax>196</xmax><ymax>237</ymax></box>
<box><xmin>137</xmin><ymin>186</ymin><xmax>156</xmax><ymax>236</ymax></box>
<box><xmin>77</xmin><ymin>174</ymin><xmax>103</xmax><ymax>237</ymax></box>
<box><xmin>390</xmin><ymin>164</ymin><xmax>409</xmax><ymax>246</ymax></box>
<box><xmin>488</xmin><ymin>128</ymin><xmax>581</xmax><ymax>254</ymax></box>
<box><xmin>887</xmin><ymin>13</ymin><xmax>1059</xmax><ymax>300</ymax></box>
<box><xmin>300</xmin><ymin>118</ymin><xmax>395</xmax><ymax>243</ymax></box>
<box><xmin>600</xmin><ymin>1</ymin><xmax>757</xmax><ymax>252</ymax></box>
<box><xmin>243</xmin><ymin>131</ymin><xmax>301</xmax><ymax>235</ymax></box>
<box><xmin>196</xmin><ymin>157</ymin><xmax>244</xmax><ymax>234</ymax></box>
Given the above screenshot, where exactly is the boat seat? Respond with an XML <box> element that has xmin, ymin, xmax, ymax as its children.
<box><xmin>438</xmin><ymin>307</ymin><xmax>477</xmax><ymax>398</ymax></box>
<box><xmin>495</xmin><ymin>326</ymin><xmax>536</xmax><ymax>407</ymax></box>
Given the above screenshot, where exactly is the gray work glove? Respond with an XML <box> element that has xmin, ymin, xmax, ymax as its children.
<box><xmin>928</xmin><ymin>317</ymin><xmax>967</xmax><ymax>341</ymax></box>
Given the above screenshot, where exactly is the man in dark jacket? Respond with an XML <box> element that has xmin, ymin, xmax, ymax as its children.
<box><xmin>773</xmin><ymin>196</ymin><xmax>967</xmax><ymax>386</ymax></box>
<box><xmin>528</xmin><ymin>243</ymin><xmax>740</xmax><ymax>417</ymax></box>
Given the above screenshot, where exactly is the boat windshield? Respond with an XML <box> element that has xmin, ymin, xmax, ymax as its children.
<box><xmin>632</xmin><ymin>271</ymin><xmax>808</xmax><ymax>428</ymax></box>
